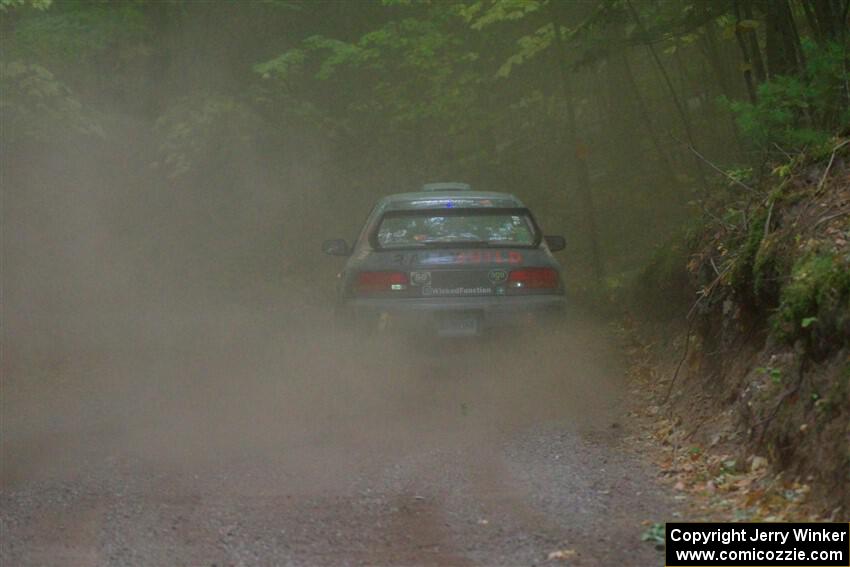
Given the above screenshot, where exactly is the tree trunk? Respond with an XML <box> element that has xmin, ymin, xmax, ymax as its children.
<box><xmin>621</xmin><ymin>49</ymin><xmax>679</xmax><ymax>188</ymax></box>
<box><xmin>700</xmin><ymin>24</ymin><xmax>746</xmax><ymax>154</ymax></box>
<box><xmin>840</xmin><ymin>0</ymin><xmax>849</xmax><ymax>116</ymax></box>
<box><xmin>702</xmin><ymin>22</ymin><xmax>733</xmax><ymax>100</ymax></box>
<box><xmin>761</xmin><ymin>0</ymin><xmax>800</xmax><ymax>77</ymax></box>
<box><xmin>550</xmin><ymin>5</ymin><xmax>604</xmax><ymax>282</ymax></box>
<box><xmin>801</xmin><ymin>0</ymin><xmax>823</xmax><ymax>42</ymax></box>
<box><xmin>742</xmin><ymin>0</ymin><xmax>768</xmax><ymax>82</ymax></box>
<box><xmin>733</xmin><ymin>0</ymin><xmax>760</xmax><ymax>103</ymax></box>
<box><xmin>774</xmin><ymin>0</ymin><xmax>806</xmax><ymax>72</ymax></box>
<box><xmin>809</xmin><ymin>0</ymin><xmax>839</xmax><ymax>40</ymax></box>
<box><xmin>625</xmin><ymin>0</ymin><xmax>708</xmax><ymax>196</ymax></box>
<box><xmin>601</xmin><ymin>53</ymin><xmax>644</xmax><ymax>169</ymax></box>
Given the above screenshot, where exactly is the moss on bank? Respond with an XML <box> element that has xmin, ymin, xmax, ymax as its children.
<box><xmin>773</xmin><ymin>251</ymin><xmax>850</xmax><ymax>353</ymax></box>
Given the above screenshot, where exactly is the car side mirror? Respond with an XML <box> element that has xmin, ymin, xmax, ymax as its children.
<box><xmin>322</xmin><ymin>239</ymin><xmax>350</xmax><ymax>256</ymax></box>
<box><xmin>544</xmin><ymin>235</ymin><xmax>566</xmax><ymax>252</ymax></box>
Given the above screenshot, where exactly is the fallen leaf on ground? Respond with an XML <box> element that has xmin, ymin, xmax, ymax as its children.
<box><xmin>751</xmin><ymin>456</ymin><xmax>768</xmax><ymax>472</ymax></box>
<box><xmin>548</xmin><ymin>549</ymin><xmax>577</xmax><ymax>561</ymax></box>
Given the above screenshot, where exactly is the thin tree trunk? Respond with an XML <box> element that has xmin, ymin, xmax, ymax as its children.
<box><xmin>625</xmin><ymin>0</ymin><xmax>708</xmax><ymax>196</ymax></box>
<box><xmin>811</xmin><ymin>0</ymin><xmax>838</xmax><ymax>40</ymax></box>
<box><xmin>776</xmin><ymin>0</ymin><xmax>806</xmax><ymax>72</ymax></box>
<box><xmin>702</xmin><ymin>23</ymin><xmax>733</xmax><ymax>99</ymax></box>
<box><xmin>701</xmin><ymin>25</ymin><xmax>746</xmax><ymax>153</ymax></box>
<box><xmin>841</xmin><ymin>0</ymin><xmax>850</xmax><ymax>110</ymax></box>
<box><xmin>550</xmin><ymin>6</ymin><xmax>604</xmax><ymax>282</ymax></box>
<box><xmin>733</xmin><ymin>0</ymin><xmax>760</xmax><ymax>103</ymax></box>
<box><xmin>622</xmin><ymin>50</ymin><xmax>678</xmax><ymax>186</ymax></box>
<box><xmin>801</xmin><ymin>0</ymin><xmax>822</xmax><ymax>42</ymax></box>
<box><xmin>742</xmin><ymin>0</ymin><xmax>768</xmax><ymax>82</ymax></box>
<box><xmin>784</xmin><ymin>0</ymin><xmax>807</xmax><ymax>72</ymax></box>
<box><xmin>761</xmin><ymin>0</ymin><xmax>799</xmax><ymax>77</ymax></box>
<box><xmin>673</xmin><ymin>47</ymin><xmax>692</xmax><ymax>106</ymax></box>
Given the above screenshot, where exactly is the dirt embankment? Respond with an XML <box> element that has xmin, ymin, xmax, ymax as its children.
<box><xmin>627</xmin><ymin>139</ymin><xmax>849</xmax><ymax>520</ymax></box>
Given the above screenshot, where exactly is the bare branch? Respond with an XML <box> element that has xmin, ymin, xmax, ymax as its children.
<box><xmin>817</xmin><ymin>139</ymin><xmax>849</xmax><ymax>192</ymax></box>
<box><xmin>671</xmin><ymin>134</ymin><xmax>757</xmax><ymax>193</ymax></box>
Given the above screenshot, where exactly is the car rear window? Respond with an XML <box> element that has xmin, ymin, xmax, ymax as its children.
<box><xmin>375</xmin><ymin>209</ymin><xmax>538</xmax><ymax>249</ymax></box>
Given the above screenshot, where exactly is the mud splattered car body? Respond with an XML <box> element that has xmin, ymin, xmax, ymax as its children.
<box><xmin>323</xmin><ymin>184</ymin><xmax>566</xmax><ymax>336</ymax></box>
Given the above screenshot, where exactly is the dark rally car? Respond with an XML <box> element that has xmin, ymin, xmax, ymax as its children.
<box><xmin>322</xmin><ymin>183</ymin><xmax>566</xmax><ymax>337</ymax></box>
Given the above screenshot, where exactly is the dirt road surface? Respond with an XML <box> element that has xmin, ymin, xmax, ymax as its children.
<box><xmin>2</xmin><ymin>304</ymin><xmax>678</xmax><ymax>566</ymax></box>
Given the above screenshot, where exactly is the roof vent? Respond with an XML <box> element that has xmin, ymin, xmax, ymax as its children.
<box><xmin>421</xmin><ymin>182</ymin><xmax>472</xmax><ymax>192</ymax></box>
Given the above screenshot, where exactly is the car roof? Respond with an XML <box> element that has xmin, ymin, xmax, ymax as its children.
<box><xmin>378</xmin><ymin>190</ymin><xmax>525</xmax><ymax>212</ymax></box>
<box><xmin>421</xmin><ymin>182</ymin><xmax>472</xmax><ymax>192</ymax></box>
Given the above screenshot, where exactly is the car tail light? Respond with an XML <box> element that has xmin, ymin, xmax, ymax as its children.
<box><xmin>508</xmin><ymin>267</ymin><xmax>559</xmax><ymax>289</ymax></box>
<box><xmin>355</xmin><ymin>271</ymin><xmax>409</xmax><ymax>293</ymax></box>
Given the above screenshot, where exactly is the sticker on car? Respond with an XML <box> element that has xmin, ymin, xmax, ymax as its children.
<box><xmin>410</xmin><ymin>271</ymin><xmax>431</xmax><ymax>286</ymax></box>
<box><xmin>488</xmin><ymin>269</ymin><xmax>508</xmax><ymax>284</ymax></box>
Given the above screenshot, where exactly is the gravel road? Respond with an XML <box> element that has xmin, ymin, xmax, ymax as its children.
<box><xmin>2</xmin><ymin>305</ymin><xmax>678</xmax><ymax>566</ymax></box>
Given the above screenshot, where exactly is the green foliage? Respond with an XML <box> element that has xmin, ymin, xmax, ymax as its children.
<box><xmin>752</xmin><ymin>229</ymin><xmax>788</xmax><ymax>303</ymax></box>
<box><xmin>724</xmin><ymin>39</ymin><xmax>850</xmax><ymax>151</ymax></box>
<box><xmin>724</xmin><ymin>166</ymin><xmax>755</xmax><ymax>186</ymax></box>
<box><xmin>303</xmin><ymin>35</ymin><xmax>372</xmax><ymax>80</ymax></box>
<box><xmin>5</xmin><ymin>1</ymin><xmax>150</xmax><ymax>66</ymax></box>
<box><xmin>726</xmin><ymin>78</ymin><xmax>828</xmax><ymax>149</ymax></box>
<box><xmin>756</xmin><ymin>366</ymin><xmax>783</xmax><ymax>384</ymax></box>
<box><xmin>0</xmin><ymin>60</ymin><xmax>102</xmax><ymax>143</ymax></box>
<box><xmin>641</xmin><ymin>523</ymin><xmax>665</xmax><ymax>545</ymax></box>
<box><xmin>255</xmin><ymin>48</ymin><xmax>305</xmax><ymax>77</ymax></box>
<box><xmin>728</xmin><ymin>209</ymin><xmax>766</xmax><ymax>296</ymax></box>
<box><xmin>154</xmin><ymin>94</ymin><xmax>261</xmax><ymax>178</ymax></box>
<box><xmin>632</xmin><ymin>236</ymin><xmax>693</xmax><ymax>318</ymax></box>
<box><xmin>496</xmin><ymin>23</ymin><xmax>553</xmax><ymax>78</ymax></box>
<box><xmin>256</xmin><ymin>5</ymin><xmax>484</xmax><ymax>141</ymax></box>
<box><xmin>0</xmin><ymin>0</ymin><xmax>51</xmax><ymax>11</ymax></box>
<box><xmin>772</xmin><ymin>252</ymin><xmax>850</xmax><ymax>345</ymax></box>
<box><xmin>461</xmin><ymin>0</ymin><xmax>544</xmax><ymax>30</ymax></box>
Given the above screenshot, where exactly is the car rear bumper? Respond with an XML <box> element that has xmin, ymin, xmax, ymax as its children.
<box><xmin>340</xmin><ymin>295</ymin><xmax>566</xmax><ymax>336</ymax></box>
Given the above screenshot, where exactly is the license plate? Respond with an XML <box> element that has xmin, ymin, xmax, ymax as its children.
<box><xmin>437</xmin><ymin>315</ymin><xmax>479</xmax><ymax>336</ymax></box>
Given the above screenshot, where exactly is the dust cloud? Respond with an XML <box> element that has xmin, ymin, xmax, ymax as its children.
<box><xmin>2</xmin><ymin>127</ymin><xmax>624</xmax><ymax>493</ymax></box>
<box><xmin>2</xmin><ymin>69</ymin><xmax>625</xmax><ymax>502</ymax></box>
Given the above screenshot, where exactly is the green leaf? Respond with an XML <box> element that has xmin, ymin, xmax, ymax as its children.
<box><xmin>641</xmin><ymin>523</ymin><xmax>665</xmax><ymax>545</ymax></box>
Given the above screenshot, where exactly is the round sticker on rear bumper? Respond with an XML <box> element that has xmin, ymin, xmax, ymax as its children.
<box><xmin>488</xmin><ymin>269</ymin><xmax>508</xmax><ymax>284</ymax></box>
